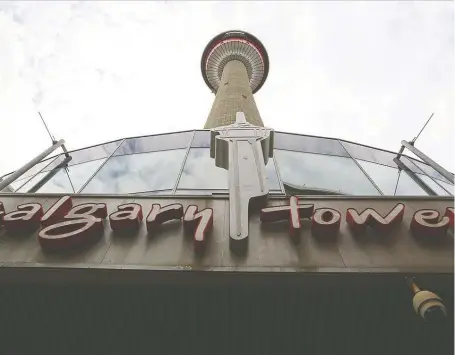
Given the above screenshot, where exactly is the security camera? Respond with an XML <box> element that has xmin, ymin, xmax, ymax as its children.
<box><xmin>407</xmin><ymin>278</ymin><xmax>447</xmax><ymax>322</ymax></box>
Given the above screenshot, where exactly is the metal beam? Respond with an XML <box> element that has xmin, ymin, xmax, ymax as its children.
<box><xmin>27</xmin><ymin>155</ymin><xmax>72</xmax><ymax>193</ymax></box>
<box><xmin>400</xmin><ymin>140</ymin><xmax>454</xmax><ymax>184</ymax></box>
<box><xmin>393</xmin><ymin>157</ymin><xmax>437</xmax><ymax>196</ymax></box>
<box><xmin>0</xmin><ymin>139</ymin><xmax>66</xmax><ymax>192</ymax></box>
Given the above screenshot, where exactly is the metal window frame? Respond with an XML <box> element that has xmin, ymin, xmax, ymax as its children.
<box><xmin>273</xmin><ymin>132</ymin><xmax>350</xmax><ymax>157</ymax></box>
<box><xmin>172</xmin><ymin>131</ymin><xmax>196</xmax><ymax>194</ymax></box>
<box><xmin>270</xmin><ymin>153</ymin><xmax>286</xmax><ymax>195</ymax></box>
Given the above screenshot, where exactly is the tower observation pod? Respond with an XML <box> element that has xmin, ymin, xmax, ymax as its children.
<box><xmin>201</xmin><ymin>30</ymin><xmax>270</xmax><ymax>128</ymax></box>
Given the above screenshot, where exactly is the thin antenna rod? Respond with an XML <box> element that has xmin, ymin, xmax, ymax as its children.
<box><xmin>38</xmin><ymin>111</ymin><xmax>70</xmax><ymax>158</ymax></box>
<box><xmin>412</xmin><ymin>113</ymin><xmax>434</xmax><ymax>144</ymax></box>
<box><xmin>38</xmin><ymin>112</ymin><xmax>56</xmax><ymax>143</ymax></box>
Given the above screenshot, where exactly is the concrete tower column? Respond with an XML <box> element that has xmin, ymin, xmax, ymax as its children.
<box><xmin>201</xmin><ymin>30</ymin><xmax>269</xmax><ymax>129</ymax></box>
<box><xmin>205</xmin><ymin>60</ymin><xmax>263</xmax><ymax>128</ymax></box>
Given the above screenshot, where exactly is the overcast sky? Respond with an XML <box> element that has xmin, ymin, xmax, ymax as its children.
<box><xmin>0</xmin><ymin>1</ymin><xmax>453</xmax><ymax>177</ymax></box>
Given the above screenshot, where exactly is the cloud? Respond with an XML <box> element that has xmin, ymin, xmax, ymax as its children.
<box><xmin>0</xmin><ymin>1</ymin><xmax>453</xmax><ymax>178</ymax></box>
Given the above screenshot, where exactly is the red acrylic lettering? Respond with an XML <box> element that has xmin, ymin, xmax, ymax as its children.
<box><xmin>3</xmin><ymin>203</ymin><xmax>43</xmax><ymax>233</ymax></box>
<box><xmin>346</xmin><ymin>203</ymin><xmax>405</xmax><ymax>234</ymax></box>
<box><xmin>146</xmin><ymin>203</ymin><xmax>183</xmax><ymax>234</ymax></box>
<box><xmin>41</xmin><ymin>196</ymin><xmax>73</xmax><ymax>227</ymax></box>
<box><xmin>410</xmin><ymin>209</ymin><xmax>450</xmax><ymax>239</ymax></box>
<box><xmin>109</xmin><ymin>203</ymin><xmax>143</xmax><ymax>232</ymax></box>
<box><xmin>183</xmin><ymin>205</ymin><xmax>213</xmax><ymax>254</ymax></box>
<box><xmin>38</xmin><ymin>216</ymin><xmax>103</xmax><ymax>251</ymax></box>
<box><xmin>261</xmin><ymin>196</ymin><xmax>314</xmax><ymax>242</ymax></box>
<box><xmin>311</xmin><ymin>208</ymin><xmax>341</xmax><ymax>238</ymax></box>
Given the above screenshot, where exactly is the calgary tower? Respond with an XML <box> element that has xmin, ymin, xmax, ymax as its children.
<box><xmin>201</xmin><ymin>30</ymin><xmax>270</xmax><ymax>128</ymax></box>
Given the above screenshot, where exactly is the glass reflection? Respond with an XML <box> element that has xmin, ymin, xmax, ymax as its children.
<box><xmin>275</xmin><ymin>150</ymin><xmax>380</xmax><ymax>195</ymax></box>
<box><xmin>340</xmin><ymin>141</ymin><xmax>397</xmax><ymax>167</ymax></box>
<box><xmin>178</xmin><ymin>148</ymin><xmax>227</xmax><ymax>189</ymax></box>
<box><xmin>17</xmin><ymin>169</ymin><xmax>73</xmax><ymax>194</ymax></box>
<box><xmin>114</xmin><ymin>132</ymin><xmax>192</xmax><ymax>156</ymax></box>
<box><xmin>9</xmin><ymin>177</ymin><xmax>33</xmax><ymax>192</ymax></box>
<box><xmin>418</xmin><ymin>174</ymin><xmax>452</xmax><ymax>196</ymax></box>
<box><xmin>178</xmin><ymin>148</ymin><xmax>281</xmax><ymax>191</ymax></box>
<box><xmin>1</xmin><ymin>156</ymin><xmax>58</xmax><ymax>187</ymax></box>
<box><xmin>82</xmin><ymin>149</ymin><xmax>186</xmax><ymax>194</ymax></box>
<box><xmin>438</xmin><ymin>180</ymin><xmax>454</xmax><ymax>195</ymax></box>
<box><xmin>357</xmin><ymin>160</ymin><xmax>400</xmax><ymax>195</ymax></box>
<box><xmin>275</xmin><ymin>132</ymin><xmax>348</xmax><ymax>156</ymax></box>
<box><xmin>397</xmin><ymin>156</ymin><xmax>452</xmax><ymax>196</ymax></box>
<box><xmin>17</xmin><ymin>159</ymin><xmax>106</xmax><ymax>193</ymax></box>
<box><xmin>357</xmin><ymin>159</ymin><xmax>436</xmax><ymax>196</ymax></box>
<box><xmin>395</xmin><ymin>171</ymin><xmax>428</xmax><ymax>196</ymax></box>
<box><xmin>35</xmin><ymin>169</ymin><xmax>73</xmax><ymax>194</ymax></box>
<box><xmin>411</xmin><ymin>159</ymin><xmax>453</xmax><ymax>185</ymax></box>
<box><xmin>66</xmin><ymin>140</ymin><xmax>122</xmax><ymax>166</ymax></box>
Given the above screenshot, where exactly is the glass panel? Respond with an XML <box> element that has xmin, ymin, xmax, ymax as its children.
<box><xmin>192</xmin><ymin>130</ymin><xmax>211</xmax><ymax>148</ymax></box>
<box><xmin>398</xmin><ymin>156</ymin><xmax>453</xmax><ymax>195</ymax></box>
<box><xmin>438</xmin><ymin>180</ymin><xmax>454</xmax><ymax>195</ymax></box>
<box><xmin>36</xmin><ymin>170</ymin><xmax>73</xmax><ymax>194</ymax></box>
<box><xmin>275</xmin><ymin>132</ymin><xmax>349</xmax><ymax>156</ymax></box>
<box><xmin>17</xmin><ymin>159</ymin><xmax>106</xmax><ymax>193</ymax></box>
<box><xmin>82</xmin><ymin>149</ymin><xmax>186</xmax><ymax>194</ymax></box>
<box><xmin>24</xmin><ymin>156</ymin><xmax>58</xmax><ymax>178</ymax></box>
<box><xmin>178</xmin><ymin>148</ymin><xmax>228</xmax><ymax>189</ymax></box>
<box><xmin>398</xmin><ymin>156</ymin><xmax>424</xmax><ymax>175</ymax></box>
<box><xmin>114</xmin><ymin>132</ymin><xmax>192</xmax><ymax>156</ymax></box>
<box><xmin>42</xmin><ymin>154</ymin><xmax>65</xmax><ymax>172</ymax></box>
<box><xmin>395</xmin><ymin>172</ymin><xmax>428</xmax><ymax>196</ymax></box>
<box><xmin>18</xmin><ymin>169</ymin><xmax>73</xmax><ymax>194</ymax></box>
<box><xmin>0</xmin><ymin>156</ymin><xmax>60</xmax><ymax>192</ymax></box>
<box><xmin>178</xmin><ymin>148</ymin><xmax>281</xmax><ymax>191</ymax></box>
<box><xmin>410</xmin><ymin>158</ymin><xmax>453</xmax><ymax>184</ymax></box>
<box><xmin>66</xmin><ymin>159</ymin><xmax>106</xmax><ymax>192</ymax></box>
<box><xmin>0</xmin><ymin>156</ymin><xmax>58</xmax><ymax>185</ymax></box>
<box><xmin>66</xmin><ymin>140</ymin><xmax>121</xmax><ymax>166</ymax></box>
<box><xmin>340</xmin><ymin>141</ymin><xmax>397</xmax><ymax>167</ymax></box>
<box><xmin>8</xmin><ymin>177</ymin><xmax>32</xmax><ymax>192</ymax></box>
<box><xmin>418</xmin><ymin>174</ymin><xmax>452</xmax><ymax>196</ymax></box>
<box><xmin>357</xmin><ymin>160</ymin><xmax>400</xmax><ymax>195</ymax></box>
<box><xmin>275</xmin><ymin>150</ymin><xmax>380</xmax><ymax>195</ymax></box>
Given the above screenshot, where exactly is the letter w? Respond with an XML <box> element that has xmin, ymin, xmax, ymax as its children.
<box><xmin>346</xmin><ymin>203</ymin><xmax>405</xmax><ymax>234</ymax></box>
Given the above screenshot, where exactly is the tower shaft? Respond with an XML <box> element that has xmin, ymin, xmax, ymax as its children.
<box><xmin>204</xmin><ymin>60</ymin><xmax>264</xmax><ymax>128</ymax></box>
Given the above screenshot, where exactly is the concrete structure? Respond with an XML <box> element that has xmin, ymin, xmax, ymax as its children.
<box><xmin>201</xmin><ymin>30</ymin><xmax>269</xmax><ymax>128</ymax></box>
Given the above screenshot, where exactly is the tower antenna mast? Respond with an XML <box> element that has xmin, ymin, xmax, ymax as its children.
<box><xmin>397</xmin><ymin>112</ymin><xmax>435</xmax><ymax>159</ymax></box>
<box><xmin>412</xmin><ymin>112</ymin><xmax>434</xmax><ymax>144</ymax></box>
<box><xmin>37</xmin><ymin>111</ymin><xmax>70</xmax><ymax>158</ymax></box>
